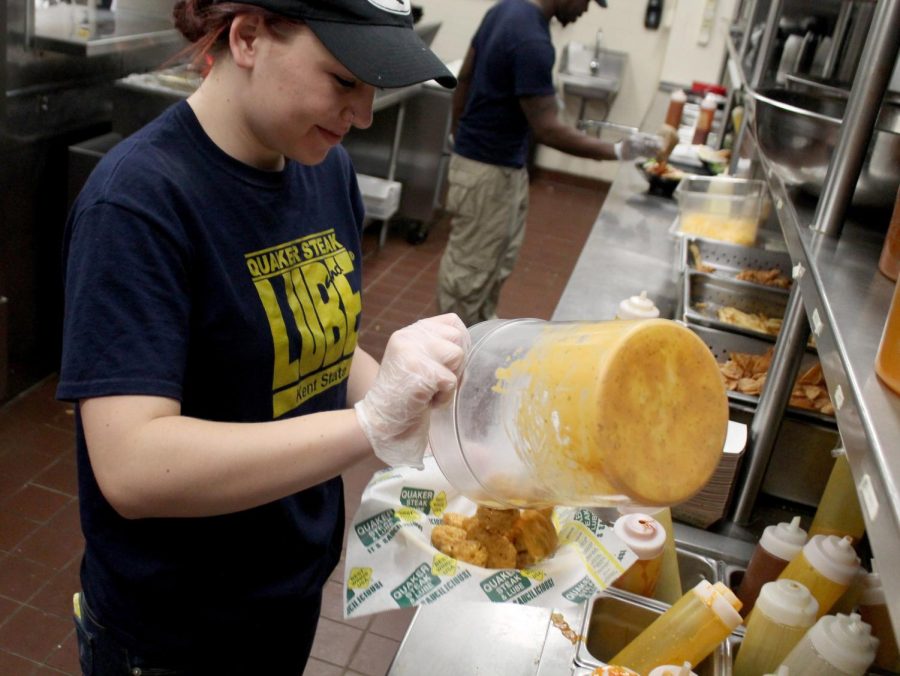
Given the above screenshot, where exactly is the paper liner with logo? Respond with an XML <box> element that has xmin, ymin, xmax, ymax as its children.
<box><xmin>343</xmin><ymin>457</ymin><xmax>638</xmax><ymax>619</ymax></box>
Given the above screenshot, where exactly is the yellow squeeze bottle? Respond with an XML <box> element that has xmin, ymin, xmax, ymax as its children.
<box><xmin>612</xmin><ymin>512</ymin><xmax>667</xmax><ymax>598</ymax></box>
<box><xmin>732</xmin><ymin>579</ymin><xmax>818</xmax><ymax>676</ymax></box>
<box><xmin>809</xmin><ymin>450</ymin><xmax>865</xmax><ymax>543</ymax></box>
<box><xmin>617</xmin><ymin>505</ymin><xmax>683</xmax><ymax>605</ymax></box>
<box><xmin>777</xmin><ymin>534</ymin><xmax>860</xmax><ymax>619</ymax></box>
<box><xmin>610</xmin><ymin>580</ymin><xmax>742</xmax><ymax>674</ymax></box>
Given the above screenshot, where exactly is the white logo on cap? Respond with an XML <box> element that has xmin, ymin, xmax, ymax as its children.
<box><xmin>367</xmin><ymin>0</ymin><xmax>411</xmax><ymax>16</ymax></box>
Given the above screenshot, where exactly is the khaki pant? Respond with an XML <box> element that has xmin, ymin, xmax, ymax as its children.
<box><xmin>437</xmin><ymin>153</ymin><xmax>529</xmax><ymax>326</ymax></box>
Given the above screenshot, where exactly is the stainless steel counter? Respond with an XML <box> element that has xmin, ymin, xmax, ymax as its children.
<box><xmin>387</xmin><ymin>88</ymin><xmax>762</xmax><ymax>676</ymax></box>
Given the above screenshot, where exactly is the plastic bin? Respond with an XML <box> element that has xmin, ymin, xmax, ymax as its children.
<box><xmin>673</xmin><ymin>176</ymin><xmax>766</xmax><ymax>246</ymax></box>
<box><xmin>356</xmin><ymin>173</ymin><xmax>402</xmax><ymax>221</ymax></box>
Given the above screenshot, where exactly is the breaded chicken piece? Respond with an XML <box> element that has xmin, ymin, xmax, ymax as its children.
<box><xmin>512</xmin><ymin>509</ymin><xmax>559</xmax><ymax>564</ymax></box>
<box><xmin>475</xmin><ymin>506</ymin><xmax>520</xmax><ymax>534</ymax></box>
<box><xmin>442</xmin><ymin>539</ymin><xmax>489</xmax><ymax>567</ymax></box>
<box><xmin>441</xmin><ymin>512</ymin><xmax>469</xmax><ymax>529</ymax></box>
<box><xmin>431</xmin><ymin>525</ymin><xmax>488</xmax><ymax>566</ymax></box>
<box><xmin>466</xmin><ymin>522</ymin><xmax>517</xmax><ymax>568</ymax></box>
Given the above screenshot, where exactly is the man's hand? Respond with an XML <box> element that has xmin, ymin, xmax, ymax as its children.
<box><xmin>615</xmin><ymin>132</ymin><xmax>666</xmax><ymax>161</ymax></box>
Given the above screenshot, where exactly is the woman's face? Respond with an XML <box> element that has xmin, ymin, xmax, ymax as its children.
<box><xmin>237</xmin><ymin>19</ymin><xmax>376</xmax><ymax>166</ymax></box>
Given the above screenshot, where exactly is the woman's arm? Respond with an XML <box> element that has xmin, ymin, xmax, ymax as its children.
<box><xmin>81</xmin><ymin>316</ymin><xmax>468</xmax><ymax>521</ymax></box>
<box><xmin>81</xmin><ymin>394</ymin><xmax>371</xmax><ymax>520</ymax></box>
<box><xmin>346</xmin><ymin>346</ymin><xmax>379</xmax><ymax>407</ymax></box>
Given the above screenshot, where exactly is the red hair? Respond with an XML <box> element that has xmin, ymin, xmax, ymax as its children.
<box><xmin>171</xmin><ymin>1</ymin><xmax>300</xmax><ymax>75</ymax></box>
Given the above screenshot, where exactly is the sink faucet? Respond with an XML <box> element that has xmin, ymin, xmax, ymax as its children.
<box><xmin>589</xmin><ymin>29</ymin><xmax>603</xmax><ymax>75</ymax></box>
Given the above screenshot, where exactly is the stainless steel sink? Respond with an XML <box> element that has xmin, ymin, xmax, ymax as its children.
<box><xmin>558</xmin><ymin>42</ymin><xmax>627</xmax><ymax>102</ymax></box>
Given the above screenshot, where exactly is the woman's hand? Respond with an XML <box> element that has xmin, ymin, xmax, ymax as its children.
<box><xmin>354</xmin><ymin>314</ymin><xmax>470</xmax><ymax>468</ymax></box>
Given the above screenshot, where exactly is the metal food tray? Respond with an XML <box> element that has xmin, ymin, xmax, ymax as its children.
<box><xmin>689</xmin><ymin>324</ymin><xmax>836</xmax><ymax>426</ymax></box>
<box><xmin>574</xmin><ymin>585</ymin><xmax>736</xmax><ymax>676</ymax></box>
<box><xmin>683</xmin><ymin>237</ymin><xmax>793</xmax><ymax>292</ymax></box>
<box><xmin>683</xmin><ymin>272</ymin><xmax>790</xmax><ymax>343</ymax></box>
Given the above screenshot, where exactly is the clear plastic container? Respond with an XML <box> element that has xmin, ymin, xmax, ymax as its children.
<box><xmin>736</xmin><ymin>516</ymin><xmax>807</xmax><ymax>616</ymax></box>
<box><xmin>609</xmin><ymin>580</ymin><xmax>743</xmax><ymax>674</ymax></box>
<box><xmin>777</xmin><ymin>534</ymin><xmax>860</xmax><ymax>619</ymax></box>
<box><xmin>428</xmin><ymin>319</ymin><xmax>729</xmax><ymax>509</ymax></box>
<box><xmin>809</xmin><ymin>449</ymin><xmax>865</xmax><ymax>543</ymax></box>
<box><xmin>691</xmin><ymin>93</ymin><xmax>718</xmax><ymax>146</ymax></box>
<box><xmin>673</xmin><ymin>176</ymin><xmax>766</xmax><ymax>246</ymax></box>
<box><xmin>875</xmin><ymin>276</ymin><xmax>900</xmax><ymax>395</ymax></box>
<box><xmin>612</xmin><ymin>513</ymin><xmax>666</xmax><ymax>598</ymax></box>
<box><xmin>857</xmin><ymin>563</ymin><xmax>900</xmax><ymax>672</ymax></box>
<box><xmin>665</xmin><ymin>89</ymin><xmax>688</xmax><ymax>128</ymax></box>
<box><xmin>733</xmin><ymin>579</ymin><xmax>818</xmax><ymax>676</ymax></box>
<box><xmin>779</xmin><ymin>613</ymin><xmax>878</xmax><ymax>676</ymax></box>
<box><xmin>619</xmin><ymin>505</ymin><xmax>682</xmax><ymax>605</ymax></box>
<box><xmin>616</xmin><ymin>290</ymin><xmax>660</xmax><ymax>320</ymax></box>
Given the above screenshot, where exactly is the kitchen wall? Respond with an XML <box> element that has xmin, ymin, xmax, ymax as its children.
<box><xmin>417</xmin><ymin>0</ymin><xmax>736</xmax><ymax>182</ymax></box>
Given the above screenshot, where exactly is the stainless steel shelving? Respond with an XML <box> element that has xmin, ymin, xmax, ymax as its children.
<box><xmin>724</xmin><ymin>0</ymin><xmax>900</xmax><ymax>644</ymax></box>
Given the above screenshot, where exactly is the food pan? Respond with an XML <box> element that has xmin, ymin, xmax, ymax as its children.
<box><xmin>574</xmin><ymin>587</ymin><xmax>734</xmax><ymax>675</ymax></box>
<box><xmin>683</xmin><ymin>272</ymin><xmax>790</xmax><ymax>342</ymax></box>
<box><xmin>684</xmin><ymin>238</ymin><xmax>793</xmax><ymax>293</ymax></box>
<box><xmin>688</xmin><ymin>324</ymin><xmax>834</xmax><ymax>425</ymax></box>
<box><xmin>574</xmin><ymin>549</ymin><xmax>725</xmax><ymax>674</ymax></box>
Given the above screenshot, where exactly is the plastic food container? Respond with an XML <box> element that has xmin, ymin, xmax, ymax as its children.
<box><xmin>673</xmin><ymin>176</ymin><xmax>766</xmax><ymax>246</ymax></box>
<box><xmin>428</xmin><ymin>318</ymin><xmax>729</xmax><ymax>509</ymax></box>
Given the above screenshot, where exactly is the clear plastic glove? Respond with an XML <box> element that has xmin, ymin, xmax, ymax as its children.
<box><xmin>355</xmin><ymin>314</ymin><xmax>470</xmax><ymax>469</ymax></box>
<box><xmin>615</xmin><ymin>132</ymin><xmax>665</xmax><ymax>161</ymax></box>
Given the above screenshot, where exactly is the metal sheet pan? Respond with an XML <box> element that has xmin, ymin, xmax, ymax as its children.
<box><xmin>688</xmin><ymin>324</ymin><xmax>836</xmax><ymax>426</ymax></box>
<box><xmin>683</xmin><ymin>237</ymin><xmax>793</xmax><ymax>292</ymax></box>
<box><xmin>683</xmin><ymin>272</ymin><xmax>791</xmax><ymax>343</ymax></box>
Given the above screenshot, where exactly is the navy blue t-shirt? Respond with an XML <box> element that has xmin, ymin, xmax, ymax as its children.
<box><xmin>57</xmin><ymin>100</ymin><xmax>365</xmax><ymax>655</ymax></box>
<box><xmin>453</xmin><ymin>0</ymin><xmax>557</xmax><ymax>168</ymax></box>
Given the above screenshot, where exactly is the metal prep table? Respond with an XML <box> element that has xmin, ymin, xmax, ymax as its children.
<box><xmin>386</xmin><ymin>87</ymin><xmax>760</xmax><ymax>676</ymax></box>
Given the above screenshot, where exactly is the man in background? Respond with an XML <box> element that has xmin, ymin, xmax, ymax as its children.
<box><xmin>437</xmin><ymin>0</ymin><xmax>664</xmax><ymax>326</ymax></box>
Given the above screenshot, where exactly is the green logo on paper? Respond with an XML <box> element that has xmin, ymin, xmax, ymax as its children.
<box><xmin>391</xmin><ymin>564</ymin><xmax>442</xmax><ymax>608</ymax></box>
<box><xmin>399</xmin><ymin>487</ymin><xmax>435</xmax><ymax>514</ymax></box>
<box><xmin>355</xmin><ymin>509</ymin><xmax>400</xmax><ymax>547</ymax></box>
<box><xmin>480</xmin><ymin>570</ymin><xmax>532</xmax><ymax>602</ymax></box>
<box><xmin>574</xmin><ymin>509</ymin><xmax>605</xmax><ymax>535</ymax></box>
<box><xmin>563</xmin><ymin>576</ymin><xmax>599</xmax><ymax>604</ymax></box>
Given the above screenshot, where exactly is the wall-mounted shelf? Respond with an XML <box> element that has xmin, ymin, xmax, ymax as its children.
<box><xmin>30</xmin><ymin>4</ymin><xmax>181</xmax><ymax>57</ymax></box>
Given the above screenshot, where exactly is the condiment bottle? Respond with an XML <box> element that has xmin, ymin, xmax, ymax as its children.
<box><xmin>610</xmin><ymin>580</ymin><xmax>742</xmax><ymax>674</ymax></box>
<box><xmin>875</xmin><ymin>276</ymin><xmax>900</xmax><ymax>395</ymax></box>
<box><xmin>665</xmin><ymin>89</ymin><xmax>687</xmax><ymax>128</ymax></box>
<box><xmin>857</xmin><ymin>562</ymin><xmax>900</xmax><ymax>672</ymax></box>
<box><xmin>779</xmin><ymin>613</ymin><xmax>878</xmax><ymax>676</ymax></box>
<box><xmin>878</xmin><ymin>185</ymin><xmax>900</xmax><ymax>280</ymax></box>
<box><xmin>619</xmin><ymin>504</ymin><xmax>682</xmax><ymax>605</ymax></box>
<box><xmin>777</xmin><ymin>534</ymin><xmax>860</xmax><ymax>619</ymax></box>
<box><xmin>736</xmin><ymin>516</ymin><xmax>807</xmax><ymax>616</ymax></box>
<box><xmin>616</xmin><ymin>290</ymin><xmax>660</xmax><ymax>320</ymax></box>
<box><xmin>732</xmin><ymin>579</ymin><xmax>818</xmax><ymax>676</ymax></box>
<box><xmin>612</xmin><ymin>513</ymin><xmax>666</xmax><ymax>598</ymax></box>
<box><xmin>648</xmin><ymin>662</ymin><xmax>697</xmax><ymax>676</ymax></box>
<box><xmin>691</xmin><ymin>93</ymin><xmax>717</xmax><ymax>146</ymax></box>
<box><xmin>809</xmin><ymin>449</ymin><xmax>865</xmax><ymax>543</ymax></box>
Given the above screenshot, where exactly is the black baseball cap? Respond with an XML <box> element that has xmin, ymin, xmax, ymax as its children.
<box><xmin>215</xmin><ymin>0</ymin><xmax>456</xmax><ymax>89</ymax></box>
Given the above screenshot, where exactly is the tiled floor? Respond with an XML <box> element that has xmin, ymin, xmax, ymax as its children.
<box><xmin>0</xmin><ymin>173</ymin><xmax>608</xmax><ymax>675</ymax></box>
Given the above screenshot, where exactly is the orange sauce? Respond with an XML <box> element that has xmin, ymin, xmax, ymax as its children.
<box><xmin>875</xmin><ymin>278</ymin><xmax>900</xmax><ymax>395</ymax></box>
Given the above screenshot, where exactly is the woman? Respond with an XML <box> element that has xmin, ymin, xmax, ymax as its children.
<box><xmin>58</xmin><ymin>1</ymin><xmax>465</xmax><ymax>674</ymax></box>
